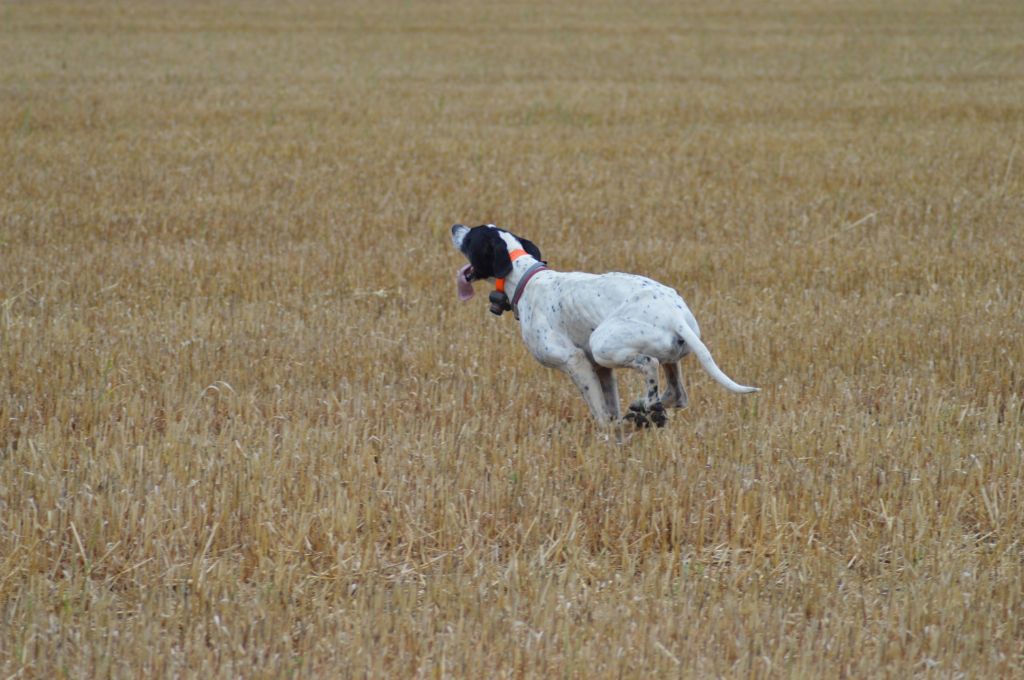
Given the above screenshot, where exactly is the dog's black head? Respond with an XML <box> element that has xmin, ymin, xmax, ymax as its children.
<box><xmin>451</xmin><ymin>224</ymin><xmax>542</xmax><ymax>281</ymax></box>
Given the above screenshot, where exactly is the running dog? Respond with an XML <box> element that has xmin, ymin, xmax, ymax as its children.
<box><xmin>451</xmin><ymin>224</ymin><xmax>759</xmax><ymax>426</ymax></box>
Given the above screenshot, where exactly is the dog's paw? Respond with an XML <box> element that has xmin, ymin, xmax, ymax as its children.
<box><xmin>649</xmin><ymin>402</ymin><xmax>667</xmax><ymax>428</ymax></box>
<box><xmin>623</xmin><ymin>412</ymin><xmax>647</xmax><ymax>428</ymax></box>
<box><xmin>625</xmin><ymin>402</ymin><xmax>651</xmax><ymax>429</ymax></box>
<box><xmin>624</xmin><ymin>401</ymin><xmax>667</xmax><ymax>429</ymax></box>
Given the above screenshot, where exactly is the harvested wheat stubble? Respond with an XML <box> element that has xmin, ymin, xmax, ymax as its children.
<box><xmin>1</xmin><ymin>0</ymin><xmax>1022</xmax><ymax>677</ymax></box>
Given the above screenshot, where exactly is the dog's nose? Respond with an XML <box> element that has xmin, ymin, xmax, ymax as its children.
<box><xmin>451</xmin><ymin>224</ymin><xmax>465</xmax><ymax>234</ymax></box>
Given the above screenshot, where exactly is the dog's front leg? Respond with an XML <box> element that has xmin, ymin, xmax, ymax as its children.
<box><xmin>594</xmin><ymin>366</ymin><xmax>621</xmax><ymax>421</ymax></box>
<box><xmin>561</xmin><ymin>352</ymin><xmax>615</xmax><ymax>424</ymax></box>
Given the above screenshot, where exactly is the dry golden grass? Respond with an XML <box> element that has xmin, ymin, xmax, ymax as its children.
<box><xmin>2</xmin><ymin>0</ymin><xmax>1023</xmax><ymax>677</ymax></box>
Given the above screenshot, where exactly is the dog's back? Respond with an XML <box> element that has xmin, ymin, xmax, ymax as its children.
<box><xmin>519</xmin><ymin>271</ymin><xmax>697</xmax><ymax>349</ymax></box>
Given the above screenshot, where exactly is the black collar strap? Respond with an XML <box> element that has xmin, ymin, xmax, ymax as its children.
<box><xmin>511</xmin><ymin>262</ymin><xmax>549</xmax><ymax>320</ymax></box>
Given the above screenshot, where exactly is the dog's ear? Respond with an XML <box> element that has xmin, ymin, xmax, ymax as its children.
<box><xmin>486</xmin><ymin>232</ymin><xmax>541</xmax><ymax>277</ymax></box>
<box><xmin>461</xmin><ymin>226</ymin><xmax>512</xmax><ymax>279</ymax></box>
<box><xmin>461</xmin><ymin>226</ymin><xmax>540</xmax><ymax>279</ymax></box>
<box><xmin>489</xmin><ymin>235</ymin><xmax>514</xmax><ymax>278</ymax></box>
<box><xmin>518</xmin><ymin>237</ymin><xmax>543</xmax><ymax>263</ymax></box>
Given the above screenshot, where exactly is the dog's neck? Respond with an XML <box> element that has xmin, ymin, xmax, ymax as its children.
<box><xmin>495</xmin><ymin>231</ymin><xmax>542</xmax><ymax>300</ymax></box>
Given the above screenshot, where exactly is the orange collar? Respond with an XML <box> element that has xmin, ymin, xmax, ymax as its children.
<box><xmin>495</xmin><ymin>249</ymin><xmax>529</xmax><ymax>294</ymax></box>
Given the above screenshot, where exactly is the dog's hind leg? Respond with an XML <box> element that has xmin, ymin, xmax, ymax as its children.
<box><xmin>619</xmin><ymin>355</ymin><xmax>667</xmax><ymax>428</ymax></box>
<box><xmin>590</xmin><ymin>328</ymin><xmax>663</xmax><ymax>407</ymax></box>
<box><xmin>627</xmin><ymin>355</ymin><xmax>661</xmax><ymax>408</ymax></box>
<box><xmin>660</xmin><ymin>362</ymin><xmax>689</xmax><ymax>409</ymax></box>
<box><xmin>590</xmin><ymin>322</ymin><xmax>670</xmax><ymax>427</ymax></box>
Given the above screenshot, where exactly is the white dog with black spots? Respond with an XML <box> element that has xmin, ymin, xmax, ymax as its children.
<box><xmin>451</xmin><ymin>224</ymin><xmax>758</xmax><ymax>427</ymax></box>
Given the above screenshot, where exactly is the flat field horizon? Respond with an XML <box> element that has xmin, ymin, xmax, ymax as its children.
<box><xmin>1</xmin><ymin>0</ymin><xmax>1022</xmax><ymax>677</ymax></box>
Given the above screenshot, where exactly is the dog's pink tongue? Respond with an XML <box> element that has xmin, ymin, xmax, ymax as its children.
<box><xmin>456</xmin><ymin>264</ymin><xmax>475</xmax><ymax>301</ymax></box>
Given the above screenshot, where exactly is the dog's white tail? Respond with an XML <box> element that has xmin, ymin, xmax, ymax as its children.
<box><xmin>676</xmin><ymin>321</ymin><xmax>760</xmax><ymax>394</ymax></box>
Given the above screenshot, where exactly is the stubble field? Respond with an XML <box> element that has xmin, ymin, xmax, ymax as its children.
<box><xmin>2</xmin><ymin>1</ymin><xmax>1023</xmax><ymax>677</ymax></box>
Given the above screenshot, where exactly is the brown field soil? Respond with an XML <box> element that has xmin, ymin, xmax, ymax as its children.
<box><xmin>2</xmin><ymin>1</ymin><xmax>1022</xmax><ymax>677</ymax></box>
